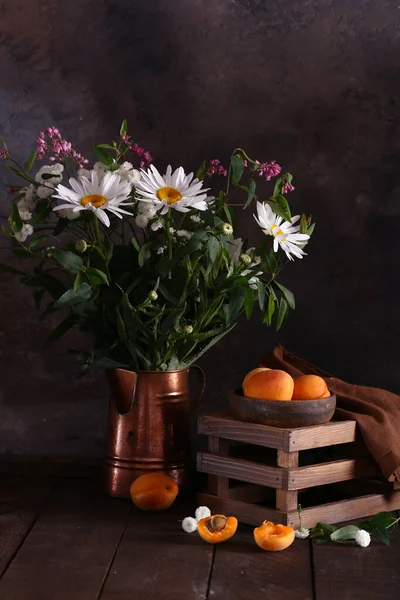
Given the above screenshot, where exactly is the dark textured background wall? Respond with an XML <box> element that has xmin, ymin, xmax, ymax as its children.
<box><xmin>1</xmin><ymin>0</ymin><xmax>400</xmax><ymax>458</ymax></box>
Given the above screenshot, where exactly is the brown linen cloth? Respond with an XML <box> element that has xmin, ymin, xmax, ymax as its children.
<box><xmin>259</xmin><ymin>344</ymin><xmax>400</xmax><ymax>482</ymax></box>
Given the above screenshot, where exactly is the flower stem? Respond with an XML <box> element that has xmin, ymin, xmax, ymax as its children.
<box><xmin>93</xmin><ymin>213</ymin><xmax>102</xmax><ymax>250</ymax></box>
<box><xmin>165</xmin><ymin>209</ymin><xmax>172</xmax><ymax>260</ymax></box>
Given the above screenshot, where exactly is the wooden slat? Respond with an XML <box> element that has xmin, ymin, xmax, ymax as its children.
<box><xmin>208</xmin><ymin>526</ymin><xmax>314</xmax><ymax>600</ymax></box>
<box><xmin>197</xmin><ymin>452</ymin><xmax>284</xmax><ymax>489</ymax></box>
<box><xmin>0</xmin><ymin>478</ymin><xmax>131</xmax><ymax>600</ymax></box>
<box><xmin>276</xmin><ymin>450</ymin><xmax>299</xmax><ymax>511</ymax></box>
<box><xmin>99</xmin><ymin>500</ymin><xmax>213</xmax><ymax>599</ymax></box>
<box><xmin>286</xmin><ymin>492</ymin><xmax>400</xmax><ymax>528</ymax></box>
<box><xmin>198</xmin><ymin>413</ymin><xmax>287</xmax><ymax>449</ymax></box>
<box><xmin>197</xmin><ymin>493</ymin><xmax>284</xmax><ymax>526</ymax></box>
<box><xmin>287</xmin><ymin>420</ymin><xmax>357</xmax><ymax>451</ymax></box>
<box><xmin>288</xmin><ymin>457</ymin><xmax>380</xmax><ymax>490</ymax></box>
<box><xmin>208</xmin><ymin>436</ymin><xmax>229</xmax><ymax>497</ymax></box>
<box><xmin>228</xmin><ymin>484</ymin><xmax>273</xmax><ymax>504</ymax></box>
<box><xmin>0</xmin><ymin>475</ymin><xmax>52</xmax><ymax>578</ymax></box>
<box><xmin>312</xmin><ymin>513</ymin><xmax>400</xmax><ymax>600</ymax></box>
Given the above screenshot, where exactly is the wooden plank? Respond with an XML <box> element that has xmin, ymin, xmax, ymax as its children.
<box><xmin>0</xmin><ymin>474</ymin><xmax>52</xmax><ymax>579</ymax></box>
<box><xmin>287</xmin><ymin>420</ymin><xmax>357</xmax><ymax>451</ymax></box>
<box><xmin>0</xmin><ymin>478</ymin><xmax>130</xmax><ymax>600</ymax></box>
<box><xmin>197</xmin><ymin>452</ymin><xmax>284</xmax><ymax>489</ymax></box>
<box><xmin>288</xmin><ymin>458</ymin><xmax>380</xmax><ymax>490</ymax></box>
<box><xmin>198</xmin><ymin>413</ymin><xmax>287</xmax><ymax>449</ymax></box>
<box><xmin>228</xmin><ymin>484</ymin><xmax>273</xmax><ymax>504</ymax></box>
<box><xmin>208</xmin><ymin>524</ymin><xmax>314</xmax><ymax>600</ymax></box>
<box><xmin>286</xmin><ymin>491</ymin><xmax>400</xmax><ymax>529</ymax></box>
<box><xmin>276</xmin><ymin>450</ymin><xmax>299</xmax><ymax>511</ymax></box>
<box><xmin>197</xmin><ymin>493</ymin><xmax>284</xmax><ymax>527</ymax></box>
<box><xmin>312</xmin><ymin>514</ymin><xmax>400</xmax><ymax>599</ymax></box>
<box><xmin>99</xmin><ymin>500</ymin><xmax>213</xmax><ymax>599</ymax></box>
<box><xmin>208</xmin><ymin>436</ymin><xmax>229</xmax><ymax>497</ymax></box>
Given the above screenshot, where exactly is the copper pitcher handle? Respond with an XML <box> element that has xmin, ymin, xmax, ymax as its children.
<box><xmin>190</xmin><ymin>364</ymin><xmax>205</xmax><ymax>408</ymax></box>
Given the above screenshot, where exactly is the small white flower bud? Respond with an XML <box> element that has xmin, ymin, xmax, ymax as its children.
<box><xmin>355</xmin><ymin>529</ymin><xmax>371</xmax><ymax>548</ymax></box>
<box><xmin>182</xmin><ymin>517</ymin><xmax>198</xmax><ymax>533</ymax></box>
<box><xmin>75</xmin><ymin>239</ymin><xmax>88</xmax><ymax>253</ymax></box>
<box><xmin>148</xmin><ymin>290</ymin><xmax>158</xmax><ymax>301</ymax></box>
<box><xmin>221</xmin><ymin>222</ymin><xmax>233</xmax><ymax>236</ymax></box>
<box><xmin>195</xmin><ymin>506</ymin><xmax>211</xmax><ymax>522</ymax></box>
<box><xmin>295</xmin><ymin>528</ymin><xmax>310</xmax><ymax>539</ymax></box>
<box><xmin>183</xmin><ymin>325</ymin><xmax>193</xmax><ymax>335</ymax></box>
<box><xmin>239</xmin><ymin>253</ymin><xmax>252</xmax><ymax>266</ymax></box>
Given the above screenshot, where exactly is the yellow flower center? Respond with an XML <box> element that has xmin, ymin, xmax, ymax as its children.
<box><xmin>157</xmin><ymin>186</ymin><xmax>182</xmax><ymax>205</ymax></box>
<box><xmin>270</xmin><ymin>224</ymin><xmax>284</xmax><ymax>236</ymax></box>
<box><xmin>80</xmin><ymin>194</ymin><xmax>107</xmax><ymax>208</ymax></box>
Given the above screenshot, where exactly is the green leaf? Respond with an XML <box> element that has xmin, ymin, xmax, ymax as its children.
<box><xmin>207</xmin><ymin>236</ymin><xmax>220</xmax><ymax>264</ymax></box>
<box><xmin>370</xmin><ymin>526</ymin><xmax>390</xmax><ymax>545</ymax></box>
<box><xmin>138</xmin><ymin>242</ymin><xmax>153</xmax><ymax>267</ymax></box>
<box><xmin>300</xmin><ymin>214</ymin><xmax>308</xmax><ymax>234</ymax></box>
<box><xmin>196</xmin><ymin>160</ymin><xmax>207</xmax><ymax>181</ymax></box>
<box><xmin>92</xmin><ymin>356</ymin><xmax>129</xmax><ymax>370</ymax></box>
<box><xmin>46</xmin><ymin>315</ymin><xmax>79</xmax><ymax>344</ymax></box>
<box><xmin>53</xmin><ymin>218</ymin><xmax>69</xmax><ymax>236</ymax></box>
<box><xmin>53</xmin><ymin>283</ymin><xmax>92</xmax><ymax>308</ymax></box>
<box><xmin>95</xmin><ymin>144</ymin><xmax>117</xmax><ymax>150</ymax></box>
<box><xmin>307</xmin><ymin>222</ymin><xmax>315</xmax><ymax>237</ymax></box>
<box><xmin>330</xmin><ymin>525</ymin><xmax>360</xmax><ymax>542</ymax></box>
<box><xmin>93</xmin><ymin>145</ymin><xmax>114</xmax><ymax>167</ymax></box>
<box><xmin>87</xmin><ymin>267</ymin><xmax>109</xmax><ymax>286</ymax></box>
<box><xmin>244</xmin><ymin>287</ymin><xmax>254</xmax><ymax>319</ymax></box>
<box><xmin>2</xmin><ymin>225</ymin><xmax>13</xmax><ymax>237</ymax></box>
<box><xmin>263</xmin><ymin>292</ymin><xmax>276</xmax><ymax>326</ymax></box>
<box><xmin>225</xmin><ymin>286</ymin><xmax>246</xmax><ymax>323</ymax></box>
<box><xmin>41</xmin><ymin>172</ymin><xmax>60</xmax><ymax>181</ymax></box>
<box><xmin>120</xmin><ymin>119</ymin><xmax>128</xmax><ymax>137</ymax></box>
<box><xmin>33</xmin><ymin>289</ymin><xmax>45</xmax><ymax>309</ymax></box>
<box><xmin>21</xmin><ymin>270</ymin><xmax>66</xmax><ymax>299</ymax></box>
<box><xmin>222</xmin><ymin>204</ymin><xmax>235</xmax><ymax>228</ymax></box>
<box><xmin>275</xmin><ymin>281</ymin><xmax>295</xmax><ymax>309</ymax></box>
<box><xmin>29</xmin><ymin>235</ymin><xmax>49</xmax><ymax>249</ymax></box>
<box><xmin>0</xmin><ymin>263</ymin><xmax>26</xmax><ymax>275</ymax></box>
<box><xmin>51</xmin><ymin>249</ymin><xmax>83</xmax><ymax>274</ymax></box>
<box><xmin>257</xmin><ymin>282</ymin><xmax>266</xmax><ymax>310</ymax></box>
<box><xmin>182</xmin><ymin>323</ymin><xmax>236</xmax><ymax>367</ymax></box>
<box><xmin>74</xmin><ymin>270</ymin><xmax>83</xmax><ymax>291</ymax></box>
<box><xmin>231</xmin><ymin>155</ymin><xmax>244</xmax><ymax>186</ymax></box>
<box><xmin>131</xmin><ymin>236</ymin><xmax>140</xmax><ymax>252</ymax></box>
<box><xmin>273</xmin><ymin>176</ymin><xmax>284</xmax><ymax>197</ymax></box>
<box><xmin>276</xmin><ymin>297</ymin><xmax>288</xmax><ymax>330</ymax></box>
<box><xmin>267</xmin><ymin>194</ymin><xmax>291</xmax><ymax>222</ymax></box>
<box><xmin>311</xmin><ymin>522</ymin><xmax>337</xmax><ymax>535</ymax></box>
<box><xmin>10</xmin><ymin>200</ymin><xmax>23</xmax><ymax>233</ymax></box>
<box><xmin>160</xmin><ymin>306</ymin><xmax>186</xmax><ymax>341</ymax></box>
<box><xmin>262</xmin><ymin>248</ymin><xmax>279</xmax><ymax>276</ymax></box>
<box><xmin>243</xmin><ymin>178</ymin><xmax>256</xmax><ymax>209</ymax></box>
<box><xmin>30</xmin><ymin>199</ymin><xmax>52</xmax><ymax>223</ymax></box>
<box><xmin>184</xmin><ymin>230</ymin><xmax>208</xmax><ymax>255</ymax></box>
<box><xmin>24</xmin><ymin>150</ymin><xmax>37</xmax><ymax>174</ymax></box>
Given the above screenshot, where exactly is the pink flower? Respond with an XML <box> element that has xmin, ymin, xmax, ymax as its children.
<box><xmin>131</xmin><ymin>143</ymin><xmax>153</xmax><ymax>169</ymax></box>
<box><xmin>283</xmin><ymin>182</ymin><xmax>295</xmax><ymax>193</ymax></box>
<box><xmin>0</xmin><ymin>150</ymin><xmax>8</xmax><ymax>159</ymax></box>
<box><xmin>257</xmin><ymin>160</ymin><xmax>281</xmax><ymax>181</ymax></box>
<box><xmin>36</xmin><ymin>127</ymin><xmax>88</xmax><ymax>168</ymax></box>
<box><xmin>206</xmin><ymin>159</ymin><xmax>227</xmax><ymax>178</ymax></box>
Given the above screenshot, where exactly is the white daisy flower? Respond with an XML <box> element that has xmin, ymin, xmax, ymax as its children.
<box><xmin>135</xmin><ymin>164</ymin><xmax>213</xmax><ymax>215</ymax></box>
<box><xmin>116</xmin><ymin>162</ymin><xmax>141</xmax><ymax>185</ymax></box>
<box><xmin>52</xmin><ymin>171</ymin><xmax>133</xmax><ymax>227</ymax></box>
<box><xmin>254</xmin><ymin>201</ymin><xmax>310</xmax><ymax>261</ymax></box>
<box><xmin>15</xmin><ymin>223</ymin><xmax>34</xmax><ymax>242</ymax></box>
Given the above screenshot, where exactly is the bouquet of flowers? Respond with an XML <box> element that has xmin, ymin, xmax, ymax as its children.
<box><xmin>0</xmin><ymin>121</ymin><xmax>314</xmax><ymax>372</ymax></box>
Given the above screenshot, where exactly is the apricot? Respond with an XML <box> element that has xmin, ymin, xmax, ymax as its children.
<box><xmin>253</xmin><ymin>520</ymin><xmax>295</xmax><ymax>551</ymax></box>
<box><xmin>318</xmin><ymin>388</ymin><xmax>331</xmax><ymax>398</ymax></box>
<box><xmin>243</xmin><ymin>369</ymin><xmax>294</xmax><ymax>401</ymax></box>
<box><xmin>129</xmin><ymin>472</ymin><xmax>178</xmax><ymax>511</ymax></box>
<box><xmin>292</xmin><ymin>375</ymin><xmax>328</xmax><ymax>400</ymax></box>
<box><xmin>197</xmin><ymin>514</ymin><xmax>238</xmax><ymax>544</ymax></box>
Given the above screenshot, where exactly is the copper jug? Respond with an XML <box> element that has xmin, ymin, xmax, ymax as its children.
<box><xmin>104</xmin><ymin>367</ymin><xmax>204</xmax><ymax>499</ymax></box>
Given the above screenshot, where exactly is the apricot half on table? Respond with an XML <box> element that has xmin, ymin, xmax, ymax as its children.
<box><xmin>197</xmin><ymin>514</ymin><xmax>238</xmax><ymax>544</ymax></box>
<box><xmin>242</xmin><ymin>368</ymin><xmax>294</xmax><ymax>401</ymax></box>
<box><xmin>129</xmin><ymin>472</ymin><xmax>179</xmax><ymax>511</ymax></box>
<box><xmin>254</xmin><ymin>521</ymin><xmax>295</xmax><ymax>551</ymax></box>
<box><xmin>292</xmin><ymin>375</ymin><xmax>329</xmax><ymax>400</ymax></box>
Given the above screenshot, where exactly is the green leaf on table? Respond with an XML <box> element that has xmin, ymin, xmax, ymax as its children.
<box><xmin>120</xmin><ymin>119</ymin><xmax>128</xmax><ymax>137</ymax></box>
<box><xmin>51</xmin><ymin>249</ymin><xmax>83</xmax><ymax>274</ymax></box>
<box><xmin>93</xmin><ymin>145</ymin><xmax>114</xmax><ymax>167</ymax></box>
<box><xmin>231</xmin><ymin>155</ymin><xmax>244</xmax><ymax>186</ymax></box>
<box><xmin>24</xmin><ymin>150</ymin><xmax>37</xmax><ymax>174</ymax></box>
<box><xmin>275</xmin><ymin>281</ymin><xmax>295</xmax><ymax>309</ymax></box>
<box><xmin>330</xmin><ymin>525</ymin><xmax>360</xmax><ymax>542</ymax></box>
<box><xmin>54</xmin><ymin>283</ymin><xmax>92</xmax><ymax>308</ymax></box>
<box><xmin>243</xmin><ymin>178</ymin><xmax>256</xmax><ymax>209</ymax></box>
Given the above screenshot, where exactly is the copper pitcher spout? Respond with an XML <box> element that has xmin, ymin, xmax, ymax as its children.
<box><xmin>104</xmin><ymin>368</ymin><xmax>200</xmax><ymax>499</ymax></box>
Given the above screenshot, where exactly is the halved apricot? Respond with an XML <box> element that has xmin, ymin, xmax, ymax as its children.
<box><xmin>197</xmin><ymin>514</ymin><xmax>238</xmax><ymax>544</ymax></box>
<box><xmin>129</xmin><ymin>472</ymin><xmax>178</xmax><ymax>511</ymax></box>
<box><xmin>253</xmin><ymin>520</ymin><xmax>295</xmax><ymax>551</ymax></box>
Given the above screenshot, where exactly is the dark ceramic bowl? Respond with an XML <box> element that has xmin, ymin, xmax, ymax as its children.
<box><xmin>229</xmin><ymin>389</ymin><xmax>336</xmax><ymax>428</ymax></box>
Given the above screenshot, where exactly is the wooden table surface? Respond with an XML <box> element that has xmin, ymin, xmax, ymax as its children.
<box><xmin>1</xmin><ymin>469</ymin><xmax>399</xmax><ymax>600</ymax></box>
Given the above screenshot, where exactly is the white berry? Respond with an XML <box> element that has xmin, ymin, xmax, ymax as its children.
<box><xmin>182</xmin><ymin>517</ymin><xmax>197</xmax><ymax>533</ymax></box>
<box><xmin>195</xmin><ymin>506</ymin><xmax>211</xmax><ymax>522</ymax></box>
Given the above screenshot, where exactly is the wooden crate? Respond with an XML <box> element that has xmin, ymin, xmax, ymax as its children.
<box><xmin>196</xmin><ymin>412</ymin><xmax>400</xmax><ymax>528</ymax></box>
